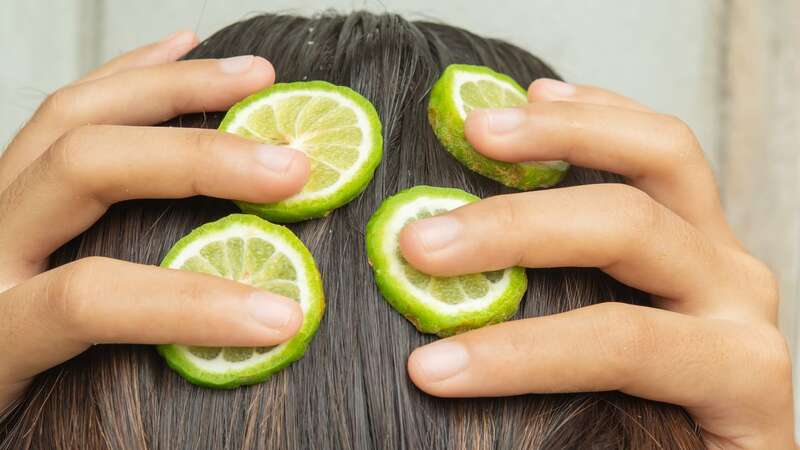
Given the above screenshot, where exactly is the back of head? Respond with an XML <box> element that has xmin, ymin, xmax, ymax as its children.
<box><xmin>0</xmin><ymin>11</ymin><xmax>704</xmax><ymax>450</ymax></box>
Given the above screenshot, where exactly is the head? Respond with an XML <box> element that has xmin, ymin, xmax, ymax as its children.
<box><xmin>1</xmin><ymin>11</ymin><xmax>703</xmax><ymax>449</ymax></box>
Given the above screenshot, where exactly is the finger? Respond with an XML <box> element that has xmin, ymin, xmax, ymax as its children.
<box><xmin>78</xmin><ymin>30</ymin><xmax>199</xmax><ymax>83</ymax></box>
<box><xmin>0</xmin><ymin>55</ymin><xmax>274</xmax><ymax>189</ymax></box>
<box><xmin>407</xmin><ymin>302</ymin><xmax>790</xmax><ymax>413</ymax></box>
<box><xmin>399</xmin><ymin>184</ymin><xmax>752</xmax><ymax>317</ymax></box>
<box><xmin>527</xmin><ymin>78</ymin><xmax>651</xmax><ymax>112</ymax></box>
<box><xmin>0</xmin><ymin>257</ymin><xmax>304</xmax><ymax>386</ymax></box>
<box><xmin>0</xmin><ymin>125</ymin><xmax>309</xmax><ymax>279</ymax></box>
<box><xmin>55</xmin><ymin>56</ymin><xmax>274</xmax><ymax>127</ymax></box>
<box><xmin>463</xmin><ymin>101</ymin><xmax>736</xmax><ymax>244</ymax></box>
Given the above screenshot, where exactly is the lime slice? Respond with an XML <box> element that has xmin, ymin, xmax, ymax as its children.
<box><xmin>156</xmin><ymin>214</ymin><xmax>325</xmax><ymax>389</ymax></box>
<box><xmin>428</xmin><ymin>64</ymin><xmax>568</xmax><ymax>190</ymax></box>
<box><xmin>365</xmin><ymin>186</ymin><xmax>528</xmax><ymax>337</ymax></box>
<box><xmin>219</xmin><ymin>81</ymin><xmax>383</xmax><ymax>223</ymax></box>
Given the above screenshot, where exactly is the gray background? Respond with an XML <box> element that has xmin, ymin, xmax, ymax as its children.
<box><xmin>2</xmin><ymin>0</ymin><xmax>799</xmax><ymax>430</ymax></box>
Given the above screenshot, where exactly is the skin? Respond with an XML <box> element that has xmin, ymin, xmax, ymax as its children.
<box><xmin>401</xmin><ymin>79</ymin><xmax>796</xmax><ymax>449</ymax></box>
<box><xmin>0</xmin><ymin>32</ymin><xmax>310</xmax><ymax>410</ymax></box>
<box><xmin>0</xmin><ymin>32</ymin><xmax>793</xmax><ymax>448</ymax></box>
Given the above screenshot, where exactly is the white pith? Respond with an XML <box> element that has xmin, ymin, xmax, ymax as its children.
<box><xmin>167</xmin><ymin>224</ymin><xmax>315</xmax><ymax>373</ymax></box>
<box><xmin>382</xmin><ymin>195</ymin><xmax>513</xmax><ymax>314</ymax></box>
<box><xmin>226</xmin><ymin>89</ymin><xmax>376</xmax><ymax>203</ymax></box>
<box><xmin>450</xmin><ymin>70</ymin><xmax>565</xmax><ymax>168</ymax></box>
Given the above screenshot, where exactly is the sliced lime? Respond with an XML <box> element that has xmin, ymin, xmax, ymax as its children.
<box><xmin>219</xmin><ymin>81</ymin><xmax>383</xmax><ymax>223</ymax></box>
<box><xmin>157</xmin><ymin>214</ymin><xmax>324</xmax><ymax>389</ymax></box>
<box><xmin>365</xmin><ymin>186</ymin><xmax>528</xmax><ymax>337</ymax></box>
<box><xmin>428</xmin><ymin>64</ymin><xmax>568</xmax><ymax>190</ymax></box>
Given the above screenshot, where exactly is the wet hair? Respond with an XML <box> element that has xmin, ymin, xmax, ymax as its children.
<box><xmin>0</xmin><ymin>11</ymin><xmax>704</xmax><ymax>449</ymax></box>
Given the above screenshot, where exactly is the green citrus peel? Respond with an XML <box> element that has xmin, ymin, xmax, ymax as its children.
<box><xmin>219</xmin><ymin>81</ymin><xmax>383</xmax><ymax>222</ymax></box>
<box><xmin>428</xmin><ymin>64</ymin><xmax>568</xmax><ymax>189</ymax></box>
<box><xmin>157</xmin><ymin>214</ymin><xmax>324</xmax><ymax>389</ymax></box>
<box><xmin>366</xmin><ymin>186</ymin><xmax>528</xmax><ymax>337</ymax></box>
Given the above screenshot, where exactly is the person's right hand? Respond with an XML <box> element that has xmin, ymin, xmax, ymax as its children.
<box><xmin>0</xmin><ymin>31</ymin><xmax>309</xmax><ymax>412</ymax></box>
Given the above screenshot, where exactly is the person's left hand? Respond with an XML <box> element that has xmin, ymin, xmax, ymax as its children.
<box><xmin>400</xmin><ymin>79</ymin><xmax>795</xmax><ymax>449</ymax></box>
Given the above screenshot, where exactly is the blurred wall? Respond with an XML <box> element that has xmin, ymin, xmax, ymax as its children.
<box><xmin>1</xmin><ymin>0</ymin><xmax>799</xmax><ymax>430</ymax></box>
<box><xmin>3</xmin><ymin>0</ymin><xmax>724</xmax><ymax>164</ymax></box>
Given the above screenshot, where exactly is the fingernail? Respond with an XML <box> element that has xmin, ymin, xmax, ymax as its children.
<box><xmin>413</xmin><ymin>341</ymin><xmax>469</xmax><ymax>382</ymax></box>
<box><xmin>248</xmin><ymin>293</ymin><xmax>297</xmax><ymax>330</ymax></box>
<box><xmin>219</xmin><ymin>55</ymin><xmax>255</xmax><ymax>74</ymax></box>
<box><xmin>411</xmin><ymin>216</ymin><xmax>462</xmax><ymax>252</ymax></box>
<box><xmin>256</xmin><ymin>145</ymin><xmax>299</xmax><ymax>174</ymax></box>
<box><xmin>484</xmin><ymin>108</ymin><xmax>526</xmax><ymax>134</ymax></box>
<box><xmin>160</xmin><ymin>30</ymin><xmax>196</xmax><ymax>46</ymax></box>
<box><xmin>162</xmin><ymin>31</ymin><xmax>197</xmax><ymax>60</ymax></box>
<box><xmin>536</xmin><ymin>78</ymin><xmax>576</xmax><ymax>97</ymax></box>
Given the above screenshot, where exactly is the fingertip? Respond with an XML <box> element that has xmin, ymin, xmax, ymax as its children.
<box><xmin>527</xmin><ymin>78</ymin><xmax>548</xmax><ymax>101</ymax></box>
<box><xmin>279</xmin><ymin>296</ymin><xmax>304</xmax><ymax>339</ymax></box>
<box><xmin>398</xmin><ymin>224</ymin><xmax>421</xmax><ymax>261</ymax></box>
<box><xmin>528</xmin><ymin>78</ymin><xmax>576</xmax><ymax>101</ymax></box>
<box><xmin>398</xmin><ymin>214</ymin><xmax>464</xmax><ymax>276</ymax></box>
<box><xmin>251</xmin><ymin>56</ymin><xmax>276</xmax><ymax>87</ymax></box>
<box><xmin>398</xmin><ymin>222</ymin><xmax>441</xmax><ymax>276</ymax></box>
<box><xmin>407</xmin><ymin>348</ymin><xmax>429</xmax><ymax>391</ymax></box>
<box><xmin>407</xmin><ymin>348</ymin><xmax>445</xmax><ymax>397</ymax></box>
<box><xmin>217</xmin><ymin>55</ymin><xmax>274</xmax><ymax>91</ymax></box>
<box><xmin>159</xmin><ymin>29</ymin><xmax>197</xmax><ymax>45</ymax></box>
<box><xmin>464</xmin><ymin>108</ymin><xmax>523</xmax><ymax>162</ymax></box>
<box><xmin>187</xmin><ymin>31</ymin><xmax>200</xmax><ymax>46</ymax></box>
<box><xmin>236</xmin><ymin>56</ymin><xmax>274</xmax><ymax>101</ymax></box>
<box><xmin>463</xmin><ymin>108</ymin><xmax>491</xmax><ymax>150</ymax></box>
<box><xmin>248</xmin><ymin>292</ymin><xmax>304</xmax><ymax>343</ymax></box>
<box><xmin>250</xmin><ymin>145</ymin><xmax>310</xmax><ymax>200</ymax></box>
<box><xmin>161</xmin><ymin>30</ymin><xmax>199</xmax><ymax>61</ymax></box>
<box><xmin>407</xmin><ymin>340</ymin><xmax>470</xmax><ymax>396</ymax></box>
<box><xmin>291</xmin><ymin>148</ymin><xmax>312</xmax><ymax>183</ymax></box>
<box><xmin>278</xmin><ymin>147</ymin><xmax>311</xmax><ymax>197</ymax></box>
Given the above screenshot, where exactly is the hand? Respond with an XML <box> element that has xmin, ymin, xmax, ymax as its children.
<box><xmin>401</xmin><ymin>79</ymin><xmax>795</xmax><ymax>449</ymax></box>
<box><xmin>0</xmin><ymin>32</ymin><xmax>310</xmax><ymax>411</ymax></box>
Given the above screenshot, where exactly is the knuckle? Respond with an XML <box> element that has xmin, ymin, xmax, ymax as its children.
<box><xmin>542</xmin><ymin>100</ymin><xmax>581</xmax><ymax>127</ymax></box>
<box><xmin>44</xmin><ymin>125</ymin><xmax>97</xmax><ymax>185</ymax></box>
<box><xmin>729</xmin><ymin>251</ymin><xmax>780</xmax><ymax>316</ymax></box>
<box><xmin>603</xmin><ymin>184</ymin><xmax>660</xmax><ymax>255</ymax></box>
<box><xmin>492</xmin><ymin>194</ymin><xmax>523</xmax><ymax>230</ymax></box>
<box><xmin>747</xmin><ymin>257</ymin><xmax>779</xmax><ymax>301</ymax></box>
<box><xmin>39</xmin><ymin>86</ymin><xmax>78</xmax><ymax>119</ymax></box>
<box><xmin>191</xmin><ymin>129</ymin><xmax>223</xmax><ymax>156</ymax></box>
<box><xmin>659</xmin><ymin>114</ymin><xmax>703</xmax><ymax>166</ymax></box>
<box><xmin>170</xmin><ymin>89</ymin><xmax>195</xmax><ymax>117</ymax></box>
<box><xmin>177</xmin><ymin>274</ymin><xmax>208</xmax><ymax>304</ymax></box>
<box><xmin>762</xmin><ymin>332</ymin><xmax>792</xmax><ymax>380</ymax></box>
<box><xmin>186</xmin><ymin>130</ymin><xmax>224</xmax><ymax>194</ymax></box>
<box><xmin>745</xmin><ymin>326</ymin><xmax>792</xmax><ymax>388</ymax></box>
<box><xmin>608</xmin><ymin>184</ymin><xmax>657</xmax><ymax>221</ymax></box>
<box><xmin>487</xmin><ymin>194</ymin><xmax>529</xmax><ymax>264</ymax></box>
<box><xmin>47</xmin><ymin>256</ymin><xmax>108</xmax><ymax>331</ymax></box>
<box><xmin>590</xmin><ymin>303</ymin><xmax>655</xmax><ymax>379</ymax></box>
<box><xmin>619</xmin><ymin>186</ymin><xmax>659</xmax><ymax>228</ymax></box>
<box><xmin>170</xmin><ymin>267</ymin><xmax>215</xmax><ymax>305</ymax></box>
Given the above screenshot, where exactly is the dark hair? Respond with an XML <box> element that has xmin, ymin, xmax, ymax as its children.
<box><xmin>0</xmin><ymin>11</ymin><xmax>704</xmax><ymax>449</ymax></box>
